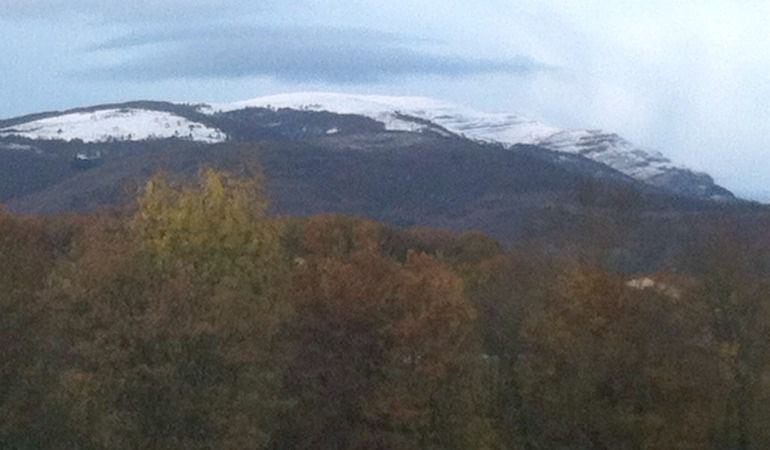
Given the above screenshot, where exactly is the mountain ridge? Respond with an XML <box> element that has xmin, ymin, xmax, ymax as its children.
<box><xmin>0</xmin><ymin>92</ymin><xmax>735</xmax><ymax>200</ymax></box>
<box><xmin>205</xmin><ymin>92</ymin><xmax>733</xmax><ymax>200</ymax></box>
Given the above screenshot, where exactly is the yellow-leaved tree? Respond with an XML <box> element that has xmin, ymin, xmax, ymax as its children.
<box><xmin>49</xmin><ymin>167</ymin><xmax>290</xmax><ymax>450</ymax></box>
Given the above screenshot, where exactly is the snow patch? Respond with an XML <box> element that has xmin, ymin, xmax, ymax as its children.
<box><xmin>0</xmin><ymin>142</ymin><xmax>35</xmax><ymax>151</ymax></box>
<box><xmin>626</xmin><ymin>277</ymin><xmax>683</xmax><ymax>299</ymax></box>
<box><xmin>0</xmin><ymin>109</ymin><xmax>226</xmax><ymax>143</ymax></box>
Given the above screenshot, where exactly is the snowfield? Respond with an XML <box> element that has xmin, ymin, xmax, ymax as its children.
<box><xmin>205</xmin><ymin>92</ymin><xmax>691</xmax><ymax>182</ymax></box>
<box><xmin>0</xmin><ymin>109</ymin><xmax>226</xmax><ymax>144</ymax></box>
<box><xmin>538</xmin><ymin>130</ymin><xmax>679</xmax><ymax>180</ymax></box>
<box><xmin>207</xmin><ymin>92</ymin><xmax>454</xmax><ymax>133</ymax></box>
<box><xmin>207</xmin><ymin>92</ymin><xmax>561</xmax><ymax>140</ymax></box>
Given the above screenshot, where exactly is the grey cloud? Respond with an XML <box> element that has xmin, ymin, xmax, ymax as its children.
<box><xmin>81</xmin><ymin>26</ymin><xmax>550</xmax><ymax>84</ymax></box>
<box><xmin>88</xmin><ymin>26</ymin><xmax>431</xmax><ymax>52</ymax></box>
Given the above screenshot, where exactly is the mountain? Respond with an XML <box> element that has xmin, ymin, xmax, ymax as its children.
<box><xmin>0</xmin><ymin>94</ymin><xmax>763</xmax><ymax>272</ymax></box>
<box><xmin>0</xmin><ymin>92</ymin><xmax>734</xmax><ymax>200</ymax></box>
<box><xmin>205</xmin><ymin>92</ymin><xmax>735</xmax><ymax>200</ymax></box>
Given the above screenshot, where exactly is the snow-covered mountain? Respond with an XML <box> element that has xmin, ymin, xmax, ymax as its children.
<box><xmin>206</xmin><ymin>92</ymin><xmax>729</xmax><ymax>199</ymax></box>
<box><xmin>0</xmin><ymin>108</ymin><xmax>225</xmax><ymax>143</ymax></box>
<box><xmin>0</xmin><ymin>92</ymin><xmax>733</xmax><ymax>200</ymax></box>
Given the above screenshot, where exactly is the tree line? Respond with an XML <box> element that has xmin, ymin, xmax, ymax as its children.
<box><xmin>2</xmin><ymin>167</ymin><xmax>770</xmax><ymax>449</ymax></box>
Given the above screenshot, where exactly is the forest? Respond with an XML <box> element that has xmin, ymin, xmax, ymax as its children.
<box><xmin>2</xmin><ymin>166</ymin><xmax>770</xmax><ymax>450</ymax></box>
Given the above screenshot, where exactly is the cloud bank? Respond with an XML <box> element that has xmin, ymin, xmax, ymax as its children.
<box><xmin>82</xmin><ymin>26</ymin><xmax>550</xmax><ymax>83</ymax></box>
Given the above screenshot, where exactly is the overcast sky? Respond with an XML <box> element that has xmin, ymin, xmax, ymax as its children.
<box><xmin>1</xmin><ymin>0</ymin><xmax>769</xmax><ymax>198</ymax></box>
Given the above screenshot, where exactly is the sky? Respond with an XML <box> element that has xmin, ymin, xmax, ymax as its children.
<box><xmin>1</xmin><ymin>0</ymin><xmax>769</xmax><ymax>198</ymax></box>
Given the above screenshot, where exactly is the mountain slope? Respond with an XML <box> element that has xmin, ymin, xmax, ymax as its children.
<box><xmin>206</xmin><ymin>92</ymin><xmax>732</xmax><ymax>200</ymax></box>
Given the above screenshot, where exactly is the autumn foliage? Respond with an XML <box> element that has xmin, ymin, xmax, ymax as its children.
<box><xmin>2</xmin><ymin>167</ymin><xmax>770</xmax><ymax>449</ymax></box>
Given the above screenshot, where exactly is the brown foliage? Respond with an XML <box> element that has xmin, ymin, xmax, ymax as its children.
<box><xmin>0</xmin><ymin>208</ymin><xmax>71</xmax><ymax>447</ymax></box>
<box><xmin>281</xmin><ymin>248</ymin><xmax>480</xmax><ymax>449</ymax></box>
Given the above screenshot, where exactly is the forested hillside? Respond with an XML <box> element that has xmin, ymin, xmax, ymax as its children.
<box><xmin>3</xmin><ymin>166</ymin><xmax>770</xmax><ymax>449</ymax></box>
